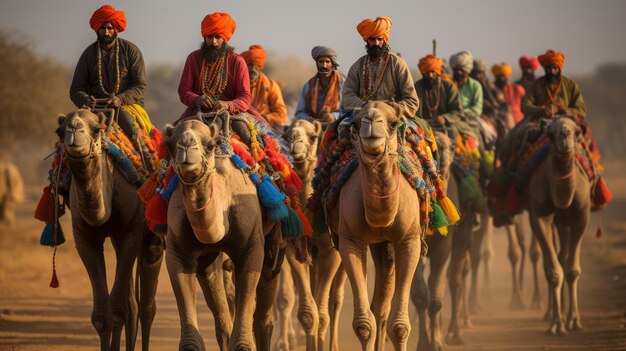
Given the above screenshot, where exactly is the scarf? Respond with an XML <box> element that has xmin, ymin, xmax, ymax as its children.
<box><xmin>305</xmin><ymin>70</ymin><xmax>341</xmax><ymax>118</ymax></box>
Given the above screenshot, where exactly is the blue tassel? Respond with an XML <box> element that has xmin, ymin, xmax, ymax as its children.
<box><xmin>268</xmin><ymin>202</ymin><xmax>289</xmax><ymax>222</ymax></box>
<box><xmin>40</xmin><ymin>222</ymin><xmax>66</xmax><ymax>247</ymax></box>
<box><xmin>281</xmin><ymin>208</ymin><xmax>304</xmax><ymax>238</ymax></box>
<box><xmin>250</xmin><ymin>173</ymin><xmax>285</xmax><ymax>209</ymax></box>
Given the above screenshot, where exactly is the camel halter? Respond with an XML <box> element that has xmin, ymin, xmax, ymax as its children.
<box><xmin>63</xmin><ymin>127</ymin><xmax>103</xmax><ymax>161</ymax></box>
<box><xmin>183</xmin><ymin>178</ymin><xmax>215</xmax><ymax>211</ymax></box>
<box><xmin>366</xmin><ymin>168</ymin><xmax>401</xmax><ymax>199</ymax></box>
<box><xmin>174</xmin><ymin>153</ymin><xmax>216</xmax><ymax>186</ymax></box>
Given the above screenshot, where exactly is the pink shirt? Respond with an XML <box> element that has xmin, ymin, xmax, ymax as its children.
<box><xmin>177</xmin><ymin>49</ymin><xmax>266</xmax><ymax>124</ymax></box>
<box><xmin>504</xmin><ymin>83</ymin><xmax>526</xmax><ymax>123</ymax></box>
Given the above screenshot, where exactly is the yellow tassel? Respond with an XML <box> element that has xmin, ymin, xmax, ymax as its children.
<box><xmin>437</xmin><ymin>226</ymin><xmax>449</xmax><ymax>236</ymax></box>
<box><xmin>438</xmin><ymin>196</ymin><xmax>460</xmax><ymax>224</ymax></box>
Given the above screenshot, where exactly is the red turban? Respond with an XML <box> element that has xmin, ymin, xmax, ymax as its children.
<box><xmin>89</xmin><ymin>5</ymin><xmax>126</xmax><ymax>32</ymax></box>
<box><xmin>518</xmin><ymin>56</ymin><xmax>539</xmax><ymax>71</ymax></box>
<box><xmin>418</xmin><ymin>54</ymin><xmax>443</xmax><ymax>75</ymax></box>
<box><xmin>356</xmin><ymin>16</ymin><xmax>392</xmax><ymax>42</ymax></box>
<box><xmin>201</xmin><ymin>12</ymin><xmax>236</xmax><ymax>41</ymax></box>
<box><xmin>241</xmin><ymin>45</ymin><xmax>267</xmax><ymax>69</ymax></box>
<box><xmin>538</xmin><ymin>50</ymin><xmax>565</xmax><ymax>70</ymax></box>
<box><xmin>491</xmin><ymin>63</ymin><xmax>512</xmax><ymax>78</ymax></box>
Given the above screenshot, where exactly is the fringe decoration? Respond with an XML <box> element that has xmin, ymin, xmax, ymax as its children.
<box><xmin>429</xmin><ymin>199</ymin><xmax>449</xmax><ymax>236</ymax></box>
<box><xmin>593</xmin><ymin>178</ymin><xmax>612</xmax><ymax>208</ymax></box>
<box><xmin>34</xmin><ymin>185</ymin><xmax>56</xmax><ymax>223</ymax></box>
<box><xmin>295</xmin><ymin>207</ymin><xmax>313</xmax><ymax>236</ymax></box>
<box><xmin>459</xmin><ymin>175</ymin><xmax>486</xmax><ymax>211</ymax></box>
<box><xmin>137</xmin><ymin>172</ymin><xmax>160</xmax><ymax>204</ymax></box>
<box><xmin>505</xmin><ymin>187</ymin><xmax>523</xmax><ymax>214</ymax></box>
<box><xmin>39</xmin><ymin>221</ymin><xmax>66</xmax><ymax>247</ymax></box>
<box><xmin>438</xmin><ymin>196</ymin><xmax>460</xmax><ymax>225</ymax></box>
<box><xmin>281</xmin><ymin>208</ymin><xmax>304</xmax><ymax>238</ymax></box>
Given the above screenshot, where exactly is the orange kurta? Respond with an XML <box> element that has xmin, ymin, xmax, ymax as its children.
<box><xmin>250</xmin><ymin>72</ymin><xmax>287</xmax><ymax>127</ymax></box>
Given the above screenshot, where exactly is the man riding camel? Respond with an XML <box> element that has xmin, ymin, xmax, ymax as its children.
<box><xmin>295</xmin><ymin>46</ymin><xmax>344</xmax><ymax>127</ymax></box>
<box><xmin>70</xmin><ymin>4</ymin><xmax>151</xmax><ymax>139</ymax></box>
<box><xmin>241</xmin><ymin>44</ymin><xmax>288</xmax><ymax>130</ymax></box>
<box><xmin>516</xmin><ymin>55</ymin><xmax>540</xmax><ymax>92</ymax></box>
<box><xmin>492</xmin><ymin>63</ymin><xmax>525</xmax><ymax>125</ymax></box>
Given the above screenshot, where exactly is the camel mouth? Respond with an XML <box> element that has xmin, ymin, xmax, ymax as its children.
<box><xmin>289</xmin><ymin>142</ymin><xmax>309</xmax><ymax>161</ymax></box>
<box><xmin>359</xmin><ymin>137</ymin><xmax>386</xmax><ymax>155</ymax></box>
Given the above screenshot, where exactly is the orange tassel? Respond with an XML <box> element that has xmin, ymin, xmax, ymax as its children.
<box><xmin>593</xmin><ymin>178</ymin><xmax>612</xmax><ymax>207</ymax></box>
<box><xmin>150</xmin><ymin>128</ymin><xmax>162</xmax><ymax>151</ymax></box>
<box><xmin>137</xmin><ymin>173</ymin><xmax>159</xmax><ymax>204</ymax></box>
<box><xmin>296</xmin><ymin>207</ymin><xmax>313</xmax><ymax>236</ymax></box>
<box><xmin>34</xmin><ymin>185</ymin><xmax>56</xmax><ymax>223</ymax></box>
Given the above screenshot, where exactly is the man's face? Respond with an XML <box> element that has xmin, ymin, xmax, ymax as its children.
<box><xmin>316</xmin><ymin>57</ymin><xmax>333</xmax><ymax>74</ymax></box>
<box><xmin>423</xmin><ymin>71</ymin><xmax>438</xmax><ymax>87</ymax></box>
<box><xmin>97</xmin><ymin>22</ymin><xmax>117</xmax><ymax>45</ymax></box>
<box><xmin>495</xmin><ymin>76</ymin><xmax>508</xmax><ymax>88</ymax></box>
<box><xmin>470</xmin><ymin>69</ymin><xmax>485</xmax><ymax>81</ymax></box>
<box><xmin>522</xmin><ymin>68</ymin><xmax>535</xmax><ymax>77</ymax></box>
<box><xmin>204</xmin><ymin>34</ymin><xmax>225</xmax><ymax>48</ymax></box>
<box><xmin>544</xmin><ymin>65</ymin><xmax>561</xmax><ymax>83</ymax></box>
<box><xmin>248</xmin><ymin>64</ymin><xmax>261</xmax><ymax>80</ymax></box>
<box><xmin>366</xmin><ymin>37</ymin><xmax>386</xmax><ymax>57</ymax></box>
<box><xmin>453</xmin><ymin>67</ymin><xmax>468</xmax><ymax>82</ymax></box>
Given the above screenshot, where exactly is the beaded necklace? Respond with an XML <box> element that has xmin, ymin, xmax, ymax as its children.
<box><xmin>97</xmin><ymin>40</ymin><xmax>122</xmax><ymax>97</ymax></box>
<box><xmin>360</xmin><ymin>51</ymin><xmax>391</xmax><ymax>101</ymax></box>
<box><xmin>424</xmin><ymin>78</ymin><xmax>442</xmax><ymax>119</ymax></box>
<box><xmin>545</xmin><ymin>78</ymin><xmax>562</xmax><ymax>104</ymax></box>
<box><xmin>200</xmin><ymin>51</ymin><xmax>231</xmax><ymax>103</ymax></box>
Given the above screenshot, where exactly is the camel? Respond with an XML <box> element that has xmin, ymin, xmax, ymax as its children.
<box><xmin>164</xmin><ymin>117</ymin><xmax>285</xmax><ymax>350</ymax></box>
<box><xmin>524</xmin><ymin>116</ymin><xmax>590</xmax><ymax>336</ymax></box>
<box><xmin>326</xmin><ymin>101</ymin><xmax>422</xmax><ymax>351</ymax></box>
<box><xmin>276</xmin><ymin>119</ymin><xmax>348</xmax><ymax>351</ymax></box>
<box><xmin>57</xmin><ymin>109</ymin><xmax>163</xmax><ymax>351</ymax></box>
<box><xmin>0</xmin><ymin>161</ymin><xmax>24</xmax><ymax>225</ymax></box>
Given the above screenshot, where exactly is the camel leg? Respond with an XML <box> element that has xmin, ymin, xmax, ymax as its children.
<box><xmin>328</xmin><ymin>266</ymin><xmax>347</xmax><ymax>351</ymax></box>
<box><xmin>529</xmin><ymin>214</ymin><xmax>566</xmax><ymax>336</ymax></box>
<box><xmin>313</xmin><ymin>236</ymin><xmax>343</xmax><ymax>351</ymax></box>
<box><xmin>254</xmin><ymin>269</ymin><xmax>280</xmax><ymax>351</ymax></box>
<box><xmin>126</xmin><ymin>276</ymin><xmax>139</xmax><ymax>351</ymax></box>
<box><xmin>274</xmin><ymin>259</ymin><xmax>296</xmax><ymax>351</ymax></box>
<box><xmin>529</xmin><ymin>233</ymin><xmax>543</xmax><ymax>310</ymax></box>
<box><xmin>410</xmin><ymin>257</ymin><xmax>431</xmax><ymax>351</ymax></box>
<box><xmin>138</xmin><ymin>230</ymin><xmax>165</xmax><ymax>351</ymax></box>
<box><xmin>460</xmin><ymin>252</ymin><xmax>472</xmax><ymax>327</ymax></box>
<box><xmin>481</xmin><ymin>214</ymin><xmax>494</xmax><ymax>300</ymax></box>
<box><xmin>110</xmin><ymin>232</ymin><xmax>142</xmax><ymax>351</ymax></box>
<box><xmin>286</xmin><ymin>244</ymin><xmax>319</xmax><ymax>351</ymax></box>
<box><xmin>221</xmin><ymin>256</ymin><xmax>236</xmax><ymax>321</ymax></box>
<box><xmin>370</xmin><ymin>242</ymin><xmax>395</xmax><ymax>351</ymax></box>
<box><xmin>339</xmin><ymin>236</ymin><xmax>376</xmax><ymax>351</ymax></box>
<box><xmin>560</xmin><ymin>213</ymin><xmax>587</xmax><ymax>332</ymax></box>
<box><xmin>166</xmin><ymin>240</ymin><xmax>204</xmax><ymax>350</ymax></box>
<box><xmin>505</xmin><ymin>224</ymin><xmax>525</xmax><ymax>310</ymax></box>
<box><xmin>387</xmin><ymin>236</ymin><xmax>421</xmax><ymax>351</ymax></box>
<box><xmin>428</xmin><ymin>235</ymin><xmax>452</xmax><ymax>351</ymax></box>
<box><xmin>446</xmin><ymin>210</ymin><xmax>472</xmax><ymax>345</ymax></box>
<box><xmin>469</xmin><ymin>212</ymin><xmax>491</xmax><ymax>315</ymax></box>
<box><xmin>197</xmin><ymin>253</ymin><xmax>232</xmax><ymax>350</ymax></box>
<box><xmin>516</xmin><ymin>212</ymin><xmax>530</xmax><ymax>292</ymax></box>
<box><xmin>75</xmin><ymin>233</ymin><xmax>112</xmax><ymax>351</ymax></box>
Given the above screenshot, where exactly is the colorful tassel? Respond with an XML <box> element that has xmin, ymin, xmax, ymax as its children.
<box><xmin>312</xmin><ymin>211</ymin><xmax>327</xmax><ymax>235</ymax></box>
<box><xmin>34</xmin><ymin>185</ymin><xmax>56</xmax><ymax>223</ymax></box>
<box><xmin>146</xmin><ymin>194</ymin><xmax>168</xmax><ymax>225</ymax></box>
<box><xmin>137</xmin><ymin>173</ymin><xmax>159</xmax><ymax>204</ymax></box>
<box><xmin>459</xmin><ymin>175</ymin><xmax>486</xmax><ymax>211</ymax></box>
<box><xmin>593</xmin><ymin>178</ymin><xmax>612</xmax><ymax>208</ymax></box>
<box><xmin>295</xmin><ymin>207</ymin><xmax>313</xmax><ymax>236</ymax></box>
<box><xmin>49</xmin><ymin>268</ymin><xmax>59</xmax><ymax>288</ymax></box>
<box><xmin>505</xmin><ymin>187</ymin><xmax>523</xmax><ymax>214</ymax></box>
<box><xmin>430</xmin><ymin>199</ymin><xmax>449</xmax><ymax>236</ymax></box>
<box><xmin>282</xmin><ymin>171</ymin><xmax>303</xmax><ymax>195</ymax></box>
<box><xmin>438</xmin><ymin>196</ymin><xmax>460</xmax><ymax>225</ymax></box>
<box><xmin>281</xmin><ymin>208</ymin><xmax>304</xmax><ymax>238</ymax></box>
<box><xmin>39</xmin><ymin>222</ymin><xmax>66</xmax><ymax>247</ymax></box>
<box><xmin>251</xmin><ymin>173</ymin><xmax>285</xmax><ymax>209</ymax></box>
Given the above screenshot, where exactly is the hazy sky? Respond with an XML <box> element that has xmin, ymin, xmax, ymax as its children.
<box><xmin>1</xmin><ymin>0</ymin><xmax>626</xmax><ymax>76</ymax></box>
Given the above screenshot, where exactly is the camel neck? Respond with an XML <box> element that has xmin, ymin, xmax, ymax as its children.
<box><xmin>181</xmin><ymin>172</ymin><xmax>227</xmax><ymax>244</ymax></box>
<box><xmin>67</xmin><ymin>153</ymin><xmax>111</xmax><ymax>226</ymax></box>
<box><xmin>361</xmin><ymin>157</ymin><xmax>400</xmax><ymax>228</ymax></box>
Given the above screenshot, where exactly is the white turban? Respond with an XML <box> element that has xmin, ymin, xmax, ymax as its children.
<box><xmin>311</xmin><ymin>46</ymin><xmax>339</xmax><ymax>67</ymax></box>
<box><xmin>473</xmin><ymin>59</ymin><xmax>488</xmax><ymax>73</ymax></box>
<box><xmin>449</xmin><ymin>51</ymin><xmax>474</xmax><ymax>74</ymax></box>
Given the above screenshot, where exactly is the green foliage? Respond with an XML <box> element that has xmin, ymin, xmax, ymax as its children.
<box><xmin>0</xmin><ymin>31</ymin><xmax>73</xmax><ymax>154</ymax></box>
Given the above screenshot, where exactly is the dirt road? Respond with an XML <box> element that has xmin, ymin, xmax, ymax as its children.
<box><xmin>1</xmin><ymin>162</ymin><xmax>625</xmax><ymax>351</ymax></box>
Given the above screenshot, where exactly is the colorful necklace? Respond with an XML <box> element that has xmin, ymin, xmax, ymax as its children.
<box><xmin>200</xmin><ymin>51</ymin><xmax>231</xmax><ymax>103</ymax></box>
<box><xmin>360</xmin><ymin>51</ymin><xmax>391</xmax><ymax>102</ymax></box>
<box><xmin>97</xmin><ymin>40</ymin><xmax>121</xmax><ymax>97</ymax></box>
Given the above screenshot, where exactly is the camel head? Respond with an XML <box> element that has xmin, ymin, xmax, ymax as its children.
<box><xmin>282</xmin><ymin>119</ymin><xmax>322</xmax><ymax>162</ymax></box>
<box><xmin>166</xmin><ymin>119</ymin><xmax>219</xmax><ymax>184</ymax></box>
<box><xmin>57</xmin><ymin>109</ymin><xmax>104</xmax><ymax>159</ymax></box>
<box><xmin>548</xmin><ymin>117</ymin><xmax>582</xmax><ymax>156</ymax></box>
<box><xmin>351</xmin><ymin>101</ymin><xmax>401</xmax><ymax>160</ymax></box>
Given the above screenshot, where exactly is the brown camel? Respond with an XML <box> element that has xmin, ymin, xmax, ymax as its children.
<box><xmin>0</xmin><ymin>161</ymin><xmax>24</xmax><ymax>225</ymax></box>
<box><xmin>277</xmin><ymin>119</ymin><xmax>348</xmax><ymax>351</ymax></box>
<box><xmin>164</xmin><ymin>117</ymin><xmax>284</xmax><ymax>350</ymax></box>
<box><xmin>58</xmin><ymin>109</ymin><xmax>163</xmax><ymax>351</ymax></box>
<box><xmin>524</xmin><ymin>116</ymin><xmax>590</xmax><ymax>336</ymax></box>
<box><xmin>326</xmin><ymin>101</ymin><xmax>422</xmax><ymax>351</ymax></box>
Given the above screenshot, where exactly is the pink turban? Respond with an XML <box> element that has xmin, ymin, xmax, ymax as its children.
<box><xmin>201</xmin><ymin>12</ymin><xmax>236</xmax><ymax>41</ymax></box>
<box><xmin>89</xmin><ymin>5</ymin><xmax>126</xmax><ymax>32</ymax></box>
<box><xmin>518</xmin><ymin>56</ymin><xmax>539</xmax><ymax>71</ymax></box>
<box><xmin>356</xmin><ymin>16</ymin><xmax>392</xmax><ymax>42</ymax></box>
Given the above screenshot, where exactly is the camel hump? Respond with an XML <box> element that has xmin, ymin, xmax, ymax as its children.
<box><xmin>2</xmin><ymin>162</ymin><xmax>24</xmax><ymax>203</ymax></box>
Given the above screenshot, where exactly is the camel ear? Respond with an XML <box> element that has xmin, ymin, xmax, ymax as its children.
<box><xmin>208</xmin><ymin>123</ymin><xmax>219</xmax><ymax>140</ymax></box>
<box><xmin>312</xmin><ymin>120</ymin><xmax>323</xmax><ymax>136</ymax></box>
<box><xmin>165</xmin><ymin>124</ymin><xmax>175</xmax><ymax>138</ymax></box>
<box><xmin>96</xmin><ymin>112</ymin><xmax>107</xmax><ymax>126</ymax></box>
<box><xmin>57</xmin><ymin>114</ymin><xmax>66</xmax><ymax>127</ymax></box>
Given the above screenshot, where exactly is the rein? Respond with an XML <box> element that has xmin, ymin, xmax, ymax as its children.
<box><xmin>63</xmin><ymin>128</ymin><xmax>103</xmax><ymax>161</ymax></box>
<box><xmin>366</xmin><ymin>168</ymin><xmax>401</xmax><ymax>199</ymax></box>
<box><xmin>175</xmin><ymin>155</ymin><xmax>216</xmax><ymax>186</ymax></box>
<box><xmin>183</xmin><ymin>178</ymin><xmax>215</xmax><ymax>211</ymax></box>
<box><xmin>556</xmin><ymin>169</ymin><xmax>574</xmax><ymax>180</ymax></box>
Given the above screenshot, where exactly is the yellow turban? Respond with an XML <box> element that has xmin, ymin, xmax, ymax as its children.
<box><xmin>538</xmin><ymin>50</ymin><xmax>565</xmax><ymax>70</ymax></box>
<box><xmin>418</xmin><ymin>54</ymin><xmax>443</xmax><ymax>75</ymax></box>
<box><xmin>491</xmin><ymin>63</ymin><xmax>512</xmax><ymax>78</ymax></box>
<box><xmin>356</xmin><ymin>16</ymin><xmax>392</xmax><ymax>42</ymax></box>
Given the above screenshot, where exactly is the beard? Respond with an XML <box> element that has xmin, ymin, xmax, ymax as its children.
<box><xmin>545</xmin><ymin>71</ymin><xmax>561</xmax><ymax>84</ymax></box>
<box><xmin>423</xmin><ymin>76</ymin><xmax>437</xmax><ymax>89</ymax></box>
<box><xmin>366</xmin><ymin>43</ymin><xmax>388</xmax><ymax>58</ymax></box>
<box><xmin>495</xmin><ymin>77</ymin><xmax>507</xmax><ymax>89</ymax></box>
<box><xmin>453</xmin><ymin>72</ymin><xmax>466</xmax><ymax>83</ymax></box>
<box><xmin>97</xmin><ymin>32</ymin><xmax>117</xmax><ymax>45</ymax></box>
<box><xmin>201</xmin><ymin>41</ymin><xmax>230</xmax><ymax>62</ymax></box>
<box><xmin>318</xmin><ymin>67</ymin><xmax>332</xmax><ymax>74</ymax></box>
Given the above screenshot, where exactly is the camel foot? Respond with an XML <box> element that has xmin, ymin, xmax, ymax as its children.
<box><xmin>567</xmin><ymin>318</ymin><xmax>583</xmax><ymax>331</ymax></box>
<box><xmin>461</xmin><ymin>317</ymin><xmax>473</xmax><ymax>329</ymax></box>
<box><xmin>416</xmin><ymin>337</ymin><xmax>431</xmax><ymax>351</ymax></box>
<box><xmin>546</xmin><ymin>323</ymin><xmax>567</xmax><ymax>337</ymax></box>
<box><xmin>543</xmin><ymin>310</ymin><xmax>551</xmax><ymax>322</ymax></box>
<box><xmin>469</xmin><ymin>302</ymin><xmax>482</xmax><ymax>315</ymax></box>
<box><xmin>445</xmin><ymin>332</ymin><xmax>465</xmax><ymax>345</ymax></box>
<box><xmin>509</xmin><ymin>296</ymin><xmax>526</xmax><ymax>310</ymax></box>
<box><xmin>530</xmin><ymin>298</ymin><xmax>543</xmax><ymax>311</ymax></box>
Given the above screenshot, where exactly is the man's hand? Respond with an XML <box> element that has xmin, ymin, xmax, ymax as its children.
<box><xmin>195</xmin><ymin>95</ymin><xmax>211</xmax><ymax>111</ymax></box>
<box><xmin>89</xmin><ymin>95</ymin><xmax>96</xmax><ymax>107</ymax></box>
<box><xmin>212</xmin><ymin>100</ymin><xmax>229</xmax><ymax>112</ymax></box>
<box><xmin>106</xmin><ymin>96</ymin><xmax>122</xmax><ymax>108</ymax></box>
<box><xmin>436</xmin><ymin>115</ymin><xmax>446</xmax><ymax>126</ymax></box>
<box><xmin>320</xmin><ymin>112</ymin><xmax>336</xmax><ymax>124</ymax></box>
<box><xmin>542</xmin><ymin>106</ymin><xmax>554</xmax><ymax>118</ymax></box>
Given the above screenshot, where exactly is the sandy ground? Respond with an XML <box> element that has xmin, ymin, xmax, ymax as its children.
<box><xmin>1</xmin><ymin>160</ymin><xmax>625</xmax><ymax>351</ymax></box>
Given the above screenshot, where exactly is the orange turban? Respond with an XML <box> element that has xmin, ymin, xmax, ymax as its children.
<box><xmin>241</xmin><ymin>45</ymin><xmax>267</xmax><ymax>69</ymax></box>
<box><xmin>201</xmin><ymin>12</ymin><xmax>236</xmax><ymax>41</ymax></box>
<box><xmin>356</xmin><ymin>16</ymin><xmax>392</xmax><ymax>42</ymax></box>
<box><xmin>89</xmin><ymin>5</ymin><xmax>126</xmax><ymax>32</ymax></box>
<box><xmin>538</xmin><ymin>50</ymin><xmax>565</xmax><ymax>69</ymax></box>
<box><xmin>518</xmin><ymin>56</ymin><xmax>539</xmax><ymax>71</ymax></box>
<box><xmin>491</xmin><ymin>63</ymin><xmax>512</xmax><ymax>78</ymax></box>
<box><xmin>418</xmin><ymin>54</ymin><xmax>443</xmax><ymax>75</ymax></box>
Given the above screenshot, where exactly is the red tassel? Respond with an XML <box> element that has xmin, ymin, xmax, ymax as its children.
<box><xmin>593</xmin><ymin>178</ymin><xmax>612</xmax><ymax>207</ymax></box>
<box><xmin>231</xmin><ymin>141</ymin><xmax>256</xmax><ymax>167</ymax></box>
<box><xmin>595</xmin><ymin>226</ymin><xmax>602</xmax><ymax>238</ymax></box>
<box><xmin>157</xmin><ymin>140</ymin><xmax>169</xmax><ymax>159</ymax></box>
<box><xmin>296</xmin><ymin>207</ymin><xmax>313</xmax><ymax>236</ymax></box>
<box><xmin>505</xmin><ymin>187</ymin><xmax>523</xmax><ymax>214</ymax></box>
<box><xmin>146</xmin><ymin>194</ymin><xmax>168</xmax><ymax>225</ymax></box>
<box><xmin>34</xmin><ymin>185</ymin><xmax>56</xmax><ymax>223</ymax></box>
<box><xmin>137</xmin><ymin>173</ymin><xmax>159</xmax><ymax>204</ymax></box>
<box><xmin>49</xmin><ymin>268</ymin><xmax>59</xmax><ymax>288</ymax></box>
<box><xmin>283</xmin><ymin>171</ymin><xmax>303</xmax><ymax>195</ymax></box>
<box><xmin>150</xmin><ymin>128</ymin><xmax>162</xmax><ymax>151</ymax></box>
